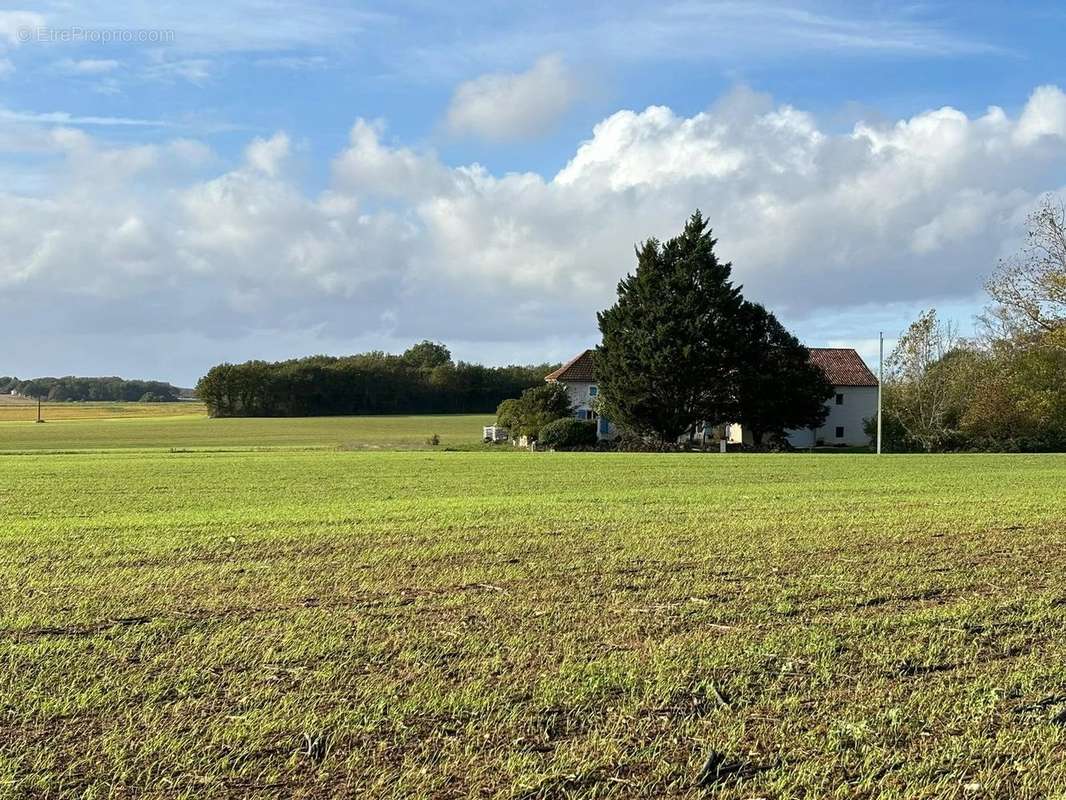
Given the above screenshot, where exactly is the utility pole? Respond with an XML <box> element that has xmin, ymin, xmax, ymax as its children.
<box><xmin>36</xmin><ymin>396</ymin><xmax>42</xmax><ymax>424</ymax></box>
<box><xmin>877</xmin><ymin>331</ymin><xmax>883</xmax><ymax>455</ymax></box>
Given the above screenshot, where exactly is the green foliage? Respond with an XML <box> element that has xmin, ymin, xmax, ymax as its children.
<box><xmin>961</xmin><ymin>332</ymin><xmax>1066</xmax><ymax>448</ymax></box>
<box><xmin>863</xmin><ymin>412</ymin><xmax>916</xmax><ymax>453</ymax></box>
<box><xmin>883</xmin><ymin>310</ymin><xmax>962</xmax><ymax>452</ymax></box>
<box><xmin>402</xmin><ymin>340</ymin><xmax>452</xmax><ymax>370</ymax></box>
<box><xmin>497</xmin><ymin>382</ymin><xmax>573</xmax><ymax>439</ymax></box>
<box><xmin>731</xmin><ymin>302</ymin><xmax>834</xmax><ymax>443</ymax></box>
<box><xmin>538</xmin><ymin>417</ymin><xmax>597</xmax><ymax>449</ymax></box>
<box><xmin>596</xmin><ymin>211</ymin><xmax>744</xmax><ymax>442</ymax></box>
<box><xmin>196</xmin><ymin>347</ymin><xmax>556</xmax><ymax>418</ymax></box>
<box><xmin>868</xmin><ymin>201</ymin><xmax>1065</xmax><ymax>452</ymax></box>
<box><xmin>883</xmin><ymin>308</ymin><xmax>1066</xmax><ymax>452</ymax></box>
<box><xmin>596</xmin><ymin>212</ymin><xmax>827</xmax><ymax>445</ymax></box>
<box><xmin>494</xmin><ymin>398</ymin><xmax>520</xmax><ymax>430</ymax></box>
<box><xmin>2</xmin><ymin>376</ymin><xmax>179</xmax><ymax>402</ymax></box>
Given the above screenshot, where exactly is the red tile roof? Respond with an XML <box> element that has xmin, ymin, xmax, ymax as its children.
<box><xmin>545</xmin><ymin>349</ymin><xmax>597</xmax><ymax>382</ymax></box>
<box><xmin>808</xmin><ymin>348</ymin><xmax>878</xmax><ymax>386</ymax></box>
<box><xmin>546</xmin><ymin>347</ymin><xmax>878</xmax><ymax>387</ymax></box>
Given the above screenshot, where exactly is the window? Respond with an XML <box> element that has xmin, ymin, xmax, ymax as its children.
<box><xmin>835</xmin><ymin>426</ymin><xmax>845</xmax><ymax>438</ymax></box>
<box><xmin>599</xmin><ymin>417</ymin><xmax>610</xmax><ymax>435</ymax></box>
<box><xmin>588</xmin><ymin>385</ymin><xmax>598</xmax><ymax>397</ymax></box>
<box><xmin>576</xmin><ymin>410</ymin><xmax>587</xmax><ymax>420</ymax></box>
<box><xmin>835</xmin><ymin>393</ymin><xmax>844</xmax><ymax>405</ymax></box>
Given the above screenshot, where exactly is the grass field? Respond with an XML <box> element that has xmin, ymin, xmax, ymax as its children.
<box><xmin>0</xmin><ymin>411</ymin><xmax>493</xmax><ymax>452</ymax></box>
<box><xmin>2</xmin><ymin>442</ymin><xmax>1064</xmax><ymax>798</ymax></box>
<box><xmin>0</xmin><ymin>400</ymin><xmax>208</xmax><ymax>422</ymax></box>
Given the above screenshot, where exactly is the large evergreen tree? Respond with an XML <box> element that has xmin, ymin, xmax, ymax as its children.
<box><xmin>595</xmin><ymin>211</ymin><xmax>744</xmax><ymax>442</ymax></box>
<box><xmin>731</xmin><ymin>301</ymin><xmax>833</xmax><ymax>445</ymax></box>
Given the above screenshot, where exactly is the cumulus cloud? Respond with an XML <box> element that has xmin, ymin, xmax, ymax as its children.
<box><xmin>245</xmin><ymin>132</ymin><xmax>291</xmax><ymax>177</ymax></box>
<box><xmin>445</xmin><ymin>55</ymin><xmax>580</xmax><ymax>141</ymax></box>
<box><xmin>1014</xmin><ymin>85</ymin><xmax>1066</xmax><ymax>145</ymax></box>
<box><xmin>2</xmin><ymin>85</ymin><xmax>1066</xmax><ymax>381</ymax></box>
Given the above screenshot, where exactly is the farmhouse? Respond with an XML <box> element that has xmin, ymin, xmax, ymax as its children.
<box><xmin>546</xmin><ymin>347</ymin><xmax>878</xmax><ymax>447</ymax></box>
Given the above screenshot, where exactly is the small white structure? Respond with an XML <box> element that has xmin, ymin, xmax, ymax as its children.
<box><xmin>483</xmin><ymin>425</ymin><xmax>510</xmax><ymax>443</ymax></box>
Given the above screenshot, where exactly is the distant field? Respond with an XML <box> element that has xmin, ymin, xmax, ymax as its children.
<box><xmin>0</xmin><ymin>399</ymin><xmax>207</xmax><ymax>422</ymax></box>
<box><xmin>2</xmin><ymin>450</ymin><xmax>1064</xmax><ymax>798</ymax></box>
<box><xmin>0</xmin><ymin>411</ymin><xmax>493</xmax><ymax>451</ymax></box>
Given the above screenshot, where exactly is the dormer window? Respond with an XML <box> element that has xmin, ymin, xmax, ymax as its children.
<box><xmin>589</xmin><ymin>386</ymin><xmax>598</xmax><ymax>397</ymax></box>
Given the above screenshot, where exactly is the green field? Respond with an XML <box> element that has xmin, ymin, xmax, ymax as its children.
<box><xmin>0</xmin><ymin>400</ymin><xmax>208</xmax><ymax>423</ymax></box>
<box><xmin>0</xmin><ymin>411</ymin><xmax>493</xmax><ymax>452</ymax></box>
<box><xmin>2</xmin><ymin>429</ymin><xmax>1065</xmax><ymax>798</ymax></box>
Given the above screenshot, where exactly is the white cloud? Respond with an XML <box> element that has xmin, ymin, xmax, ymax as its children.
<box><xmin>254</xmin><ymin>55</ymin><xmax>329</xmax><ymax>70</ymax></box>
<box><xmin>61</xmin><ymin>58</ymin><xmax>120</xmax><ymax>74</ymax></box>
<box><xmin>445</xmin><ymin>55</ymin><xmax>580</xmax><ymax>141</ymax></box>
<box><xmin>1014</xmin><ymin>85</ymin><xmax>1066</xmax><ymax>145</ymax></box>
<box><xmin>0</xmin><ymin>108</ymin><xmax>169</xmax><ymax>127</ymax></box>
<box><xmin>0</xmin><ymin>10</ymin><xmax>44</xmax><ymax>46</ymax></box>
<box><xmin>1</xmin><ymin>85</ymin><xmax>1065</xmax><ymax>382</ymax></box>
<box><xmin>333</xmin><ymin>119</ymin><xmax>454</xmax><ymax>199</ymax></box>
<box><xmin>245</xmin><ymin>132</ymin><xmax>290</xmax><ymax>177</ymax></box>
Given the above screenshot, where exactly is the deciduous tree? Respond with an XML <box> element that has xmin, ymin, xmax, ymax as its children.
<box><xmin>884</xmin><ymin>309</ymin><xmax>960</xmax><ymax>452</ymax></box>
<box><xmin>985</xmin><ymin>196</ymin><xmax>1066</xmax><ymax>349</ymax></box>
<box><xmin>495</xmin><ymin>383</ymin><xmax>573</xmax><ymax>440</ymax></box>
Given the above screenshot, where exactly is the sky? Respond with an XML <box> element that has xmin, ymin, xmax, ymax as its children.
<box><xmin>1</xmin><ymin>1</ymin><xmax>1065</xmax><ymax>385</ymax></box>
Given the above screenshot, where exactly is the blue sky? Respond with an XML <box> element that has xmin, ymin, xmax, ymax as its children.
<box><xmin>2</xmin><ymin>1</ymin><xmax>1065</xmax><ymax>383</ymax></box>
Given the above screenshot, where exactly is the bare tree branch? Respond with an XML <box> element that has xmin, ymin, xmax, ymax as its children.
<box><xmin>985</xmin><ymin>195</ymin><xmax>1066</xmax><ymax>347</ymax></box>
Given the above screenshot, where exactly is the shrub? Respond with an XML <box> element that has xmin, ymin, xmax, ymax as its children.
<box><xmin>538</xmin><ymin>418</ymin><xmax>597</xmax><ymax>450</ymax></box>
<box><xmin>426</xmin><ymin>433</ymin><xmax>440</xmax><ymax>446</ymax></box>
<box><xmin>496</xmin><ymin>383</ymin><xmax>574</xmax><ymax>439</ymax></box>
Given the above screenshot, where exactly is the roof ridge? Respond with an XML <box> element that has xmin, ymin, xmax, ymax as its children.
<box><xmin>546</xmin><ymin>346</ymin><xmax>877</xmax><ymax>386</ymax></box>
<box><xmin>544</xmin><ymin>348</ymin><xmax>596</xmax><ymax>383</ymax></box>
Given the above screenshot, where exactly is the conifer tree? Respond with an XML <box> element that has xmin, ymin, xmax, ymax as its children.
<box><xmin>595</xmin><ymin>211</ymin><xmax>744</xmax><ymax>442</ymax></box>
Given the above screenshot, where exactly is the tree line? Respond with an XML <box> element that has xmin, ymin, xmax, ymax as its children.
<box><xmin>195</xmin><ymin>341</ymin><xmax>556</xmax><ymax>417</ymax></box>
<box><xmin>878</xmin><ymin>197</ymin><xmax>1066</xmax><ymax>452</ymax></box>
<box><xmin>0</xmin><ymin>376</ymin><xmax>181</xmax><ymax>403</ymax></box>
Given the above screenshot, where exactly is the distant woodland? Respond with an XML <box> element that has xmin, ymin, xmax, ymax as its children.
<box><xmin>196</xmin><ymin>342</ymin><xmax>556</xmax><ymax>417</ymax></box>
<box><xmin>0</xmin><ymin>376</ymin><xmax>181</xmax><ymax>403</ymax></box>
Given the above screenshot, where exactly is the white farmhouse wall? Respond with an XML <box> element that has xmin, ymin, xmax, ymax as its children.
<box><xmin>561</xmin><ymin>380</ymin><xmax>596</xmax><ymax>412</ymax></box>
<box><xmin>554</xmin><ymin>379</ymin><xmax>617</xmax><ymax>439</ymax></box>
<box><xmin>787</xmin><ymin>385</ymin><xmax>877</xmax><ymax>447</ymax></box>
